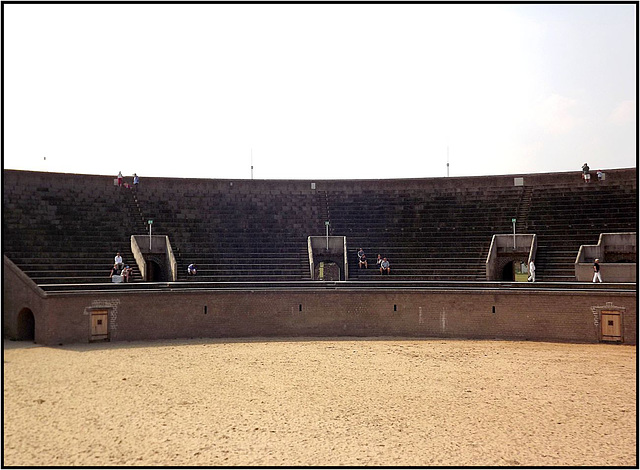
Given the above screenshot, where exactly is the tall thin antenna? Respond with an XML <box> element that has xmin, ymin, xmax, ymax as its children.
<box><xmin>251</xmin><ymin>148</ymin><xmax>254</xmax><ymax>180</ymax></box>
<box><xmin>446</xmin><ymin>145</ymin><xmax>450</xmax><ymax>177</ymax></box>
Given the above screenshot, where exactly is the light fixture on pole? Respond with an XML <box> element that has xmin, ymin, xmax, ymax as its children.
<box><xmin>148</xmin><ymin>219</ymin><xmax>153</xmax><ymax>250</ymax></box>
<box><xmin>325</xmin><ymin>221</ymin><xmax>330</xmax><ymax>250</ymax></box>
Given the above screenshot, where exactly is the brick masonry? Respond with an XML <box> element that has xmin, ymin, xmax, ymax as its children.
<box><xmin>4</xmin><ymin>261</ymin><xmax>636</xmax><ymax>345</ymax></box>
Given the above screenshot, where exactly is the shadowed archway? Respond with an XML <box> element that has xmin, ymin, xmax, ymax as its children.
<box><xmin>147</xmin><ymin>260</ymin><xmax>162</xmax><ymax>281</ymax></box>
<box><xmin>501</xmin><ymin>261</ymin><xmax>515</xmax><ymax>281</ymax></box>
<box><xmin>16</xmin><ymin>308</ymin><xmax>35</xmax><ymax>341</ymax></box>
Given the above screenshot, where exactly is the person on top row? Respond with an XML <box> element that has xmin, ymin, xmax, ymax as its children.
<box><xmin>116</xmin><ymin>171</ymin><xmax>140</xmax><ymax>189</ymax></box>
<box><xmin>582</xmin><ymin>163</ymin><xmax>604</xmax><ymax>183</ymax></box>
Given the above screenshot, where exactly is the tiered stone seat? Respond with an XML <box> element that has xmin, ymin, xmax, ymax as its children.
<box><xmin>327</xmin><ymin>186</ymin><xmax>523</xmax><ymax>280</ymax></box>
<box><xmin>3</xmin><ymin>169</ymin><xmax>636</xmax><ymax>284</ymax></box>
<box><xmin>3</xmin><ymin>171</ymin><xmax>142</xmax><ymax>284</ymax></box>
<box><xmin>132</xmin><ymin>180</ymin><xmax>324</xmax><ymax>281</ymax></box>
<box><xmin>524</xmin><ymin>181</ymin><xmax>637</xmax><ymax>281</ymax></box>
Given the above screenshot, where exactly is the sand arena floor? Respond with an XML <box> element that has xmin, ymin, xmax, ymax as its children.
<box><xmin>3</xmin><ymin>337</ymin><xmax>636</xmax><ymax>467</ymax></box>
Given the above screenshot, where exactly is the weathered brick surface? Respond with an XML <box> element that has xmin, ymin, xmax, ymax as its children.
<box><xmin>4</xmin><ymin>257</ymin><xmax>636</xmax><ymax>345</ymax></box>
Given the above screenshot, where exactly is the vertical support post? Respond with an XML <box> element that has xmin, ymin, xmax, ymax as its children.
<box><xmin>148</xmin><ymin>219</ymin><xmax>153</xmax><ymax>251</ymax></box>
<box><xmin>325</xmin><ymin>221</ymin><xmax>330</xmax><ymax>251</ymax></box>
<box><xmin>512</xmin><ymin>218</ymin><xmax>516</xmax><ymax>249</ymax></box>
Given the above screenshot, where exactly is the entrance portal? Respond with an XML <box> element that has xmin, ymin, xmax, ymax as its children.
<box><xmin>16</xmin><ymin>308</ymin><xmax>35</xmax><ymax>341</ymax></box>
<box><xmin>147</xmin><ymin>260</ymin><xmax>164</xmax><ymax>282</ymax></box>
<box><xmin>316</xmin><ymin>261</ymin><xmax>341</xmax><ymax>280</ymax></box>
<box><xmin>501</xmin><ymin>261</ymin><xmax>514</xmax><ymax>281</ymax></box>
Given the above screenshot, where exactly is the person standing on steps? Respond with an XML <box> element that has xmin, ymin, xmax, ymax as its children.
<box><xmin>592</xmin><ymin>258</ymin><xmax>602</xmax><ymax>282</ymax></box>
<box><xmin>582</xmin><ymin>163</ymin><xmax>590</xmax><ymax>183</ymax></box>
<box><xmin>527</xmin><ymin>259</ymin><xmax>536</xmax><ymax>282</ymax></box>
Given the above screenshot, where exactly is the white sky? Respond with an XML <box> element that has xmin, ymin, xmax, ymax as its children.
<box><xmin>3</xmin><ymin>3</ymin><xmax>637</xmax><ymax>180</ymax></box>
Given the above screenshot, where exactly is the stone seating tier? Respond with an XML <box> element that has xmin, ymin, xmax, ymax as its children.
<box><xmin>3</xmin><ymin>169</ymin><xmax>636</xmax><ymax>283</ymax></box>
<box><xmin>524</xmin><ymin>181</ymin><xmax>636</xmax><ymax>281</ymax></box>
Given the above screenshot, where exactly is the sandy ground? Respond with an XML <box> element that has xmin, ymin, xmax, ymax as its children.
<box><xmin>3</xmin><ymin>337</ymin><xmax>636</xmax><ymax>467</ymax></box>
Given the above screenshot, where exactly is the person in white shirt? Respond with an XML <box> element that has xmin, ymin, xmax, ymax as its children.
<box><xmin>115</xmin><ymin>252</ymin><xmax>123</xmax><ymax>270</ymax></box>
<box><xmin>380</xmin><ymin>258</ymin><xmax>390</xmax><ymax>275</ymax></box>
<box><xmin>528</xmin><ymin>259</ymin><xmax>536</xmax><ymax>282</ymax></box>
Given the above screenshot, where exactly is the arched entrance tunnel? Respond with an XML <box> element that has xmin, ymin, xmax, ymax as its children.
<box><xmin>16</xmin><ymin>308</ymin><xmax>35</xmax><ymax>341</ymax></box>
<box><xmin>146</xmin><ymin>259</ymin><xmax>167</xmax><ymax>282</ymax></box>
<box><xmin>502</xmin><ymin>261</ymin><xmax>515</xmax><ymax>281</ymax></box>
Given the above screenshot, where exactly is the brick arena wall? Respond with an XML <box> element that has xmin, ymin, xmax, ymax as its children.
<box><xmin>8</xmin><ymin>278</ymin><xmax>635</xmax><ymax>345</ymax></box>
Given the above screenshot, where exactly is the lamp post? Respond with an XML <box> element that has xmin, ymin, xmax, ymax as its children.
<box><xmin>148</xmin><ymin>219</ymin><xmax>153</xmax><ymax>250</ymax></box>
<box><xmin>325</xmin><ymin>221</ymin><xmax>330</xmax><ymax>251</ymax></box>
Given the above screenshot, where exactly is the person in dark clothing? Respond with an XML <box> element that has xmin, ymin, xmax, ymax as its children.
<box><xmin>582</xmin><ymin>163</ymin><xmax>591</xmax><ymax>183</ymax></box>
<box><xmin>110</xmin><ymin>263</ymin><xmax>121</xmax><ymax>279</ymax></box>
<box><xmin>592</xmin><ymin>258</ymin><xmax>602</xmax><ymax>282</ymax></box>
<box><xmin>357</xmin><ymin>248</ymin><xmax>368</xmax><ymax>269</ymax></box>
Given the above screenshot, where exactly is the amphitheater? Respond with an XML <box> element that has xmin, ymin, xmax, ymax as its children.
<box><xmin>3</xmin><ymin>168</ymin><xmax>637</xmax><ymax>345</ymax></box>
<box><xmin>2</xmin><ymin>168</ymin><xmax>638</xmax><ymax>466</ymax></box>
